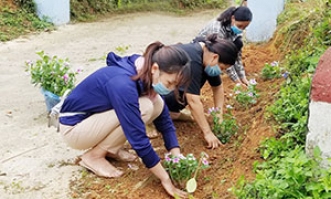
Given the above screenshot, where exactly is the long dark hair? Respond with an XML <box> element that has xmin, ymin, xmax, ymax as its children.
<box><xmin>217</xmin><ymin>6</ymin><xmax>253</xmax><ymax>27</ymax></box>
<box><xmin>132</xmin><ymin>41</ymin><xmax>191</xmax><ymax>97</ymax></box>
<box><xmin>198</xmin><ymin>33</ymin><xmax>239</xmax><ymax>65</ymax></box>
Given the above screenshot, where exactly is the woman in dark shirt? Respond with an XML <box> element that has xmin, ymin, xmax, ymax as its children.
<box><xmin>163</xmin><ymin>34</ymin><xmax>239</xmax><ymax>149</ymax></box>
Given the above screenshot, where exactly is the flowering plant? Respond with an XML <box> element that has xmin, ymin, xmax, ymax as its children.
<box><xmin>234</xmin><ymin>79</ymin><xmax>259</xmax><ymax>108</ymax></box>
<box><xmin>209</xmin><ymin>106</ymin><xmax>238</xmax><ymax>144</ymax></box>
<box><xmin>25</xmin><ymin>51</ymin><xmax>80</xmax><ymax>96</ymax></box>
<box><xmin>163</xmin><ymin>152</ymin><xmax>209</xmax><ymax>189</ymax></box>
<box><xmin>261</xmin><ymin>61</ymin><xmax>283</xmax><ymax>80</ymax></box>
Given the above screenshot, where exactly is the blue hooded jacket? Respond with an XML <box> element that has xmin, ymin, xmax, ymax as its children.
<box><xmin>60</xmin><ymin>52</ymin><xmax>179</xmax><ymax>168</ymax></box>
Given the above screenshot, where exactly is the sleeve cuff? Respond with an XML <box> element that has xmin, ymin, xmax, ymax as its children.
<box><xmin>141</xmin><ymin>149</ymin><xmax>161</xmax><ymax>168</ymax></box>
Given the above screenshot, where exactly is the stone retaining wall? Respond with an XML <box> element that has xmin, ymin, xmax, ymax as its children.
<box><xmin>306</xmin><ymin>47</ymin><xmax>331</xmax><ymax>167</ymax></box>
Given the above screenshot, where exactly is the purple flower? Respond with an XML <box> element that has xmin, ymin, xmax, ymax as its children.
<box><xmin>172</xmin><ymin>157</ymin><xmax>180</xmax><ymax>163</ymax></box>
<box><xmin>282</xmin><ymin>71</ymin><xmax>289</xmax><ymax>79</ymax></box>
<box><xmin>202</xmin><ymin>158</ymin><xmax>209</xmax><ymax>166</ymax></box>
<box><xmin>270</xmin><ymin>61</ymin><xmax>279</xmax><ymax>67</ymax></box>
<box><xmin>208</xmin><ymin>107</ymin><xmax>216</xmax><ymax>114</ymax></box>
<box><xmin>235</xmin><ymin>91</ymin><xmax>241</xmax><ymax>95</ymax></box>
<box><xmin>164</xmin><ymin>153</ymin><xmax>172</xmax><ymax>161</ymax></box>
<box><xmin>248</xmin><ymin>92</ymin><xmax>253</xmax><ymax>97</ymax></box>
<box><xmin>63</xmin><ymin>74</ymin><xmax>69</xmax><ymax>83</ymax></box>
<box><xmin>249</xmin><ymin>79</ymin><xmax>257</xmax><ymax>85</ymax></box>
<box><xmin>25</xmin><ymin>60</ymin><xmax>33</xmax><ymax>66</ymax></box>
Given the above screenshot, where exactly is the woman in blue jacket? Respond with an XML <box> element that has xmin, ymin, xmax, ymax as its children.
<box><xmin>59</xmin><ymin>42</ymin><xmax>191</xmax><ymax>198</ymax></box>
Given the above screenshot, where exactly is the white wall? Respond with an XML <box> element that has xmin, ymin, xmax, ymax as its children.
<box><xmin>245</xmin><ymin>0</ymin><xmax>285</xmax><ymax>42</ymax></box>
<box><xmin>34</xmin><ymin>0</ymin><xmax>70</xmax><ymax>26</ymax></box>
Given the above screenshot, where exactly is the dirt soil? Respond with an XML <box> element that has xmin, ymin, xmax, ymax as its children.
<box><xmin>0</xmin><ymin>10</ymin><xmax>283</xmax><ymax>199</ymax></box>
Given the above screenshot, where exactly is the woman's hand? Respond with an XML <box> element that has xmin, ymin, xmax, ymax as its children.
<box><xmin>161</xmin><ymin>178</ymin><xmax>188</xmax><ymax>198</ymax></box>
<box><xmin>169</xmin><ymin>147</ymin><xmax>181</xmax><ymax>157</ymax></box>
<box><xmin>149</xmin><ymin>162</ymin><xmax>188</xmax><ymax>198</ymax></box>
<box><xmin>204</xmin><ymin>132</ymin><xmax>222</xmax><ymax>149</ymax></box>
<box><xmin>240</xmin><ymin>77</ymin><xmax>249</xmax><ymax>87</ymax></box>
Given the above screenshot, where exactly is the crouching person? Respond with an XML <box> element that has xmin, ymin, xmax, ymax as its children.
<box><xmin>59</xmin><ymin>41</ymin><xmax>191</xmax><ymax>198</ymax></box>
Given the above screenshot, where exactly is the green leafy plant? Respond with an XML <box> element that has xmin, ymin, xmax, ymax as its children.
<box><xmin>234</xmin><ymin>79</ymin><xmax>259</xmax><ymax>108</ymax></box>
<box><xmin>163</xmin><ymin>152</ymin><xmax>209</xmax><ymax>189</ymax></box>
<box><xmin>209</xmin><ymin>106</ymin><xmax>238</xmax><ymax>144</ymax></box>
<box><xmin>232</xmin><ymin>1</ymin><xmax>331</xmax><ymax>198</ymax></box>
<box><xmin>231</xmin><ymin>146</ymin><xmax>331</xmax><ymax>199</ymax></box>
<box><xmin>25</xmin><ymin>51</ymin><xmax>81</xmax><ymax>96</ymax></box>
<box><xmin>261</xmin><ymin>61</ymin><xmax>283</xmax><ymax>80</ymax></box>
<box><xmin>266</xmin><ymin>76</ymin><xmax>310</xmax><ymax>145</ymax></box>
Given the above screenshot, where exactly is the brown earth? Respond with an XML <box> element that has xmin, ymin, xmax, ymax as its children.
<box><xmin>0</xmin><ymin>9</ymin><xmax>284</xmax><ymax>199</ymax></box>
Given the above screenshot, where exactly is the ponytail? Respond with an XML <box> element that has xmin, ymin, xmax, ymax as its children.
<box><xmin>132</xmin><ymin>42</ymin><xmax>164</xmax><ymax>95</ymax></box>
<box><xmin>217</xmin><ymin>6</ymin><xmax>236</xmax><ymax>26</ymax></box>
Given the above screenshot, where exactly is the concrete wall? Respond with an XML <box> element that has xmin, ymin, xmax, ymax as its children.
<box><xmin>306</xmin><ymin>47</ymin><xmax>331</xmax><ymax>167</ymax></box>
<box><xmin>245</xmin><ymin>0</ymin><xmax>285</xmax><ymax>42</ymax></box>
<box><xmin>34</xmin><ymin>0</ymin><xmax>70</xmax><ymax>26</ymax></box>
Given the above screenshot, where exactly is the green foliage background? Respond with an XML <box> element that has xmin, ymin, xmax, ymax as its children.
<box><xmin>232</xmin><ymin>0</ymin><xmax>331</xmax><ymax>198</ymax></box>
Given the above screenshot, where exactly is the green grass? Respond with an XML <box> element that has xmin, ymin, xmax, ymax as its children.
<box><xmin>0</xmin><ymin>5</ymin><xmax>53</xmax><ymax>41</ymax></box>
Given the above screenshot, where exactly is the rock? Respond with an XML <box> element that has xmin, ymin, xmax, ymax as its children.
<box><xmin>306</xmin><ymin>47</ymin><xmax>331</xmax><ymax>167</ymax></box>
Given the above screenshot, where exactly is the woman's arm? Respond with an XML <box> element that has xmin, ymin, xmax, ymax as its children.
<box><xmin>226</xmin><ymin>63</ymin><xmax>248</xmax><ymax>86</ymax></box>
<box><xmin>186</xmin><ymin>93</ymin><xmax>221</xmax><ymax>149</ymax></box>
<box><xmin>234</xmin><ymin>50</ymin><xmax>249</xmax><ymax>85</ymax></box>
<box><xmin>211</xmin><ymin>83</ymin><xmax>224</xmax><ymax>123</ymax></box>
<box><xmin>153</xmin><ymin>101</ymin><xmax>180</xmax><ymax>151</ymax></box>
